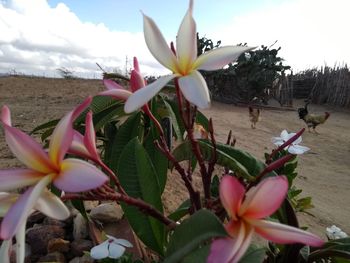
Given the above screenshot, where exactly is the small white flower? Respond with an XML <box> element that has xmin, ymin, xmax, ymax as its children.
<box><xmin>272</xmin><ymin>130</ymin><xmax>310</xmax><ymax>155</ymax></box>
<box><xmin>90</xmin><ymin>235</ymin><xmax>133</xmax><ymax>260</ymax></box>
<box><xmin>326</xmin><ymin>225</ymin><xmax>348</xmax><ymax>240</ymax></box>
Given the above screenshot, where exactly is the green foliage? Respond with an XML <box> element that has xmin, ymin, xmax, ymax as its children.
<box><xmin>117</xmin><ymin>138</ymin><xmax>165</xmax><ymax>255</ymax></box>
<box><xmin>164</xmin><ymin>210</ymin><xmax>227</xmax><ymax>263</ymax></box>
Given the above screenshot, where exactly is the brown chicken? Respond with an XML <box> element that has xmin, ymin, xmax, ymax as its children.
<box><xmin>249</xmin><ymin>106</ymin><xmax>261</xmax><ymax>129</ymax></box>
<box><xmin>298</xmin><ymin>102</ymin><xmax>330</xmax><ymax>133</ymax></box>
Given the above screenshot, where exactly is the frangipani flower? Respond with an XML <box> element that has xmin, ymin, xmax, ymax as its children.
<box><xmin>100</xmin><ymin>57</ymin><xmax>153</xmax><ymax>116</ymax></box>
<box><xmin>0</xmin><ymin>98</ymin><xmax>108</xmax><ymax>240</ymax></box>
<box><xmin>90</xmin><ymin>235</ymin><xmax>133</xmax><ymax>260</ymax></box>
<box><xmin>0</xmin><ymin>191</ymin><xmax>69</xmax><ymax>263</ymax></box>
<box><xmin>124</xmin><ymin>0</ymin><xmax>254</xmax><ymax>113</ymax></box>
<box><xmin>208</xmin><ymin>176</ymin><xmax>324</xmax><ymax>263</ymax></box>
<box><xmin>69</xmin><ymin>111</ymin><xmax>101</xmax><ymax>163</ymax></box>
<box><xmin>272</xmin><ymin>130</ymin><xmax>310</xmax><ymax>154</ymax></box>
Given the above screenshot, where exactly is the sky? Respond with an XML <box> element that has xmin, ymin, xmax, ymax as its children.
<box><xmin>0</xmin><ymin>0</ymin><xmax>349</xmax><ymax>78</ymax></box>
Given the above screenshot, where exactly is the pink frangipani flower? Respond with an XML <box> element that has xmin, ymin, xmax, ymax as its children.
<box><xmin>69</xmin><ymin>111</ymin><xmax>101</xmax><ymax>163</ymax></box>
<box><xmin>207</xmin><ymin>175</ymin><xmax>324</xmax><ymax>263</ymax></box>
<box><xmin>99</xmin><ymin>57</ymin><xmax>153</xmax><ymax>116</ymax></box>
<box><xmin>124</xmin><ymin>0</ymin><xmax>254</xmax><ymax>113</ymax></box>
<box><xmin>0</xmin><ymin>98</ymin><xmax>108</xmax><ymax>240</ymax></box>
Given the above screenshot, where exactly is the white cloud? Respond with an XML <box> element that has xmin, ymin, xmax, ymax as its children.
<box><xmin>0</xmin><ymin>0</ymin><xmax>168</xmax><ymax>78</ymax></box>
<box><xmin>208</xmin><ymin>0</ymin><xmax>350</xmax><ymax>71</ymax></box>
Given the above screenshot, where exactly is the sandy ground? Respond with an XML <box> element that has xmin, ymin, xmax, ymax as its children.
<box><xmin>0</xmin><ymin>76</ymin><xmax>349</xmax><ymax>240</ymax></box>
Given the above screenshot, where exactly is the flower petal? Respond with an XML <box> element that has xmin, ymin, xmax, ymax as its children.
<box><xmin>35</xmin><ymin>190</ymin><xmax>70</xmax><ymax>220</ymax></box>
<box><xmin>0</xmin><ymin>193</ymin><xmax>17</xmax><ymax>216</ymax></box>
<box><xmin>54</xmin><ymin>158</ymin><xmax>108</xmax><ymax>192</ymax></box>
<box><xmin>280</xmin><ymin>130</ymin><xmax>291</xmax><ymax>141</ymax></box>
<box><xmin>0</xmin><ymin>175</ymin><xmax>52</xmax><ymax>239</ymax></box>
<box><xmin>239</xmin><ymin>176</ymin><xmax>288</xmax><ymax>219</ymax></box>
<box><xmin>219</xmin><ymin>176</ymin><xmax>245</xmax><ymax>220</ymax></box>
<box><xmin>207</xmin><ymin>237</ymin><xmax>239</xmax><ymax>263</ymax></box>
<box><xmin>49</xmin><ymin>97</ymin><xmax>91</xmax><ymax>166</ymax></box>
<box><xmin>98</xmin><ymin>89</ymin><xmax>132</xmax><ymax>101</ymax></box>
<box><xmin>288</xmin><ymin>145</ymin><xmax>310</xmax><ymax>155</ymax></box>
<box><xmin>176</xmin><ymin>0</ymin><xmax>197</xmax><ymax>72</ymax></box>
<box><xmin>15</xmin><ymin>222</ymin><xmax>26</xmax><ymax>263</ymax></box>
<box><xmin>0</xmin><ymin>169</ymin><xmax>43</xmax><ymax>192</ymax></box>
<box><xmin>83</xmin><ymin>111</ymin><xmax>100</xmax><ymax>161</ymax></box>
<box><xmin>0</xmin><ymin>239</ymin><xmax>11</xmax><ymax>263</ymax></box>
<box><xmin>143</xmin><ymin>13</ymin><xmax>178</xmax><ymax>71</ymax></box>
<box><xmin>178</xmin><ymin>70</ymin><xmax>210</xmax><ymax>109</ymax></box>
<box><xmin>130</xmin><ymin>69</ymin><xmax>146</xmax><ymax>92</ymax></box>
<box><xmin>1</xmin><ymin>125</ymin><xmax>55</xmax><ymax>173</ymax></box>
<box><xmin>124</xmin><ymin>74</ymin><xmax>175</xmax><ymax>113</ymax></box>
<box><xmin>1</xmin><ymin>105</ymin><xmax>11</xmax><ymax>126</ymax></box>
<box><xmin>69</xmin><ymin>131</ymin><xmax>91</xmax><ymax>159</ymax></box>
<box><xmin>90</xmin><ymin>242</ymin><xmax>109</xmax><ymax>259</ymax></box>
<box><xmin>109</xmin><ymin>243</ymin><xmax>126</xmax><ymax>259</ymax></box>
<box><xmin>103</xmin><ymin>79</ymin><xmax>125</xmax><ymax>90</ymax></box>
<box><xmin>208</xmin><ymin>220</ymin><xmax>250</xmax><ymax>263</ymax></box>
<box><xmin>195</xmin><ymin>46</ymin><xmax>255</xmax><ymax>71</ymax></box>
<box><xmin>250</xmin><ymin>219</ymin><xmax>324</xmax><ymax>247</ymax></box>
<box><xmin>107</xmin><ymin>236</ymin><xmax>133</xmax><ymax>248</ymax></box>
<box><xmin>271</xmin><ymin>137</ymin><xmax>284</xmax><ymax>146</ymax></box>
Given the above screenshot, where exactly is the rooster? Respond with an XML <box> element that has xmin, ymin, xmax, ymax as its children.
<box><xmin>249</xmin><ymin>106</ymin><xmax>261</xmax><ymax>129</ymax></box>
<box><xmin>298</xmin><ymin>102</ymin><xmax>330</xmax><ymax>133</ymax></box>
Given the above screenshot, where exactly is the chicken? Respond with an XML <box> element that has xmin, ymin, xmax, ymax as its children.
<box><xmin>249</xmin><ymin>106</ymin><xmax>261</xmax><ymax>129</ymax></box>
<box><xmin>298</xmin><ymin>102</ymin><xmax>330</xmax><ymax>133</ymax></box>
<box><xmin>193</xmin><ymin>123</ymin><xmax>209</xmax><ymax>139</ymax></box>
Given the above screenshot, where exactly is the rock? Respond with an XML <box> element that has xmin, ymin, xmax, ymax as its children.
<box><xmin>43</xmin><ymin>217</ymin><xmax>66</xmax><ymax>227</ymax></box>
<box><xmin>69</xmin><ymin>254</ymin><xmax>94</xmax><ymax>263</ymax></box>
<box><xmin>26</xmin><ymin>225</ymin><xmax>66</xmax><ymax>255</ymax></box>
<box><xmin>27</xmin><ymin>211</ymin><xmax>45</xmax><ymax>226</ymax></box>
<box><xmin>70</xmin><ymin>239</ymin><xmax>93</xmax><ymax>257</ymax></box>
<box><xmin>47</xmin><ymin>238</ymin><xmax>70</xmax><ymax>253</ymax></box>
<box><xmin>38</xmin><ymin>252</ymin><xmax>66</xmax><ymax>262</ymax></box>
<box><xmin>83</xmin><ymin>201</ymin><xmax>99</xmax><ymax>211</ymax></box>
<box><xmin>73</xmin><ymin>214</ymin><xmax>88</xmax><ymax>240</ymax></box>
<box><xmin>90</xmin><ymin>203</ymin><xmax>123</xmax><ymax>223</ymax></box>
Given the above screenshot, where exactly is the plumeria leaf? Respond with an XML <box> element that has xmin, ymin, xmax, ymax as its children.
<box><xmin>106</xmin><ymin>112</ymin><xmax>142</xmax><ymax>173</ymax></box>
<box><xmin>92</xmin><ymin>103</ymin><xmax>126</xmax><ymax>131</ymax></box>
<box><xmin>182</xmin><ymin>244</ymin><xmax>210</xmax><ymax>263</ymax></box>
<box><xmin>30</xmin><ymin>119</ymin><xmax>60</xmax><ymax>135</ymax></box>
<box><xmin>168</xmin><ymin>199</ymin><xmax>191</xmax><ymax>222</ymax></box>
<box><xmin>164</xmin><ymin>99</ymin><xmax>186</xmax><ymax>138</ymax></box>
<box><xmin>195</xmin><ymin>110</ymin><xmax>210</xmax><ymax>132</ymax></box>
<box><xmin>71</xmin><ymin>199</ymin><xmax>88</xmax><ymax>219</ymax></box>
<box><xmin>164</xmin><ymin>209</ymin><xmax>227</xmax><ymax>263</ymax></box>
<box><xmin>172</xmin><ymin>140</ymin><xmax>255</xmax><ymax>181</ymax></box>
<box><xmin>117</xmin><ymin>138</ymin><xmax>165</xmax><ymax>255</ymax></box>
<box><xmin>144</xmin><ymin>100</ymin><xmax>168</xmax><ymax>193</ymax></box>
<box><xmin>239</xmin><ymin>245</ymin><xmax>266</xmax><ymax>263</ymax></box>
<box><xmin>162</xmin><ymin>99</ymin><xmax>183</xmax><ymax>141</ymax></box>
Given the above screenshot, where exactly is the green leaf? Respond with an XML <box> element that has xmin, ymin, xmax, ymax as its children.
<box><xmin>92</xmin><ymin>103</ymin><xmax>126</xmax><ymax>131</ymax></box>
<box><xmin>164</xmin><ymin>99</ymin><xmax>186</xmax><ymax>138</ymax></box>
<box><xmin>162</xmin><ymin>99</ymin><xmax>182</xmax><ymax>142</ymax></box>
<box><xmin>168</xmin><ymin>199</ymin><xmax>191</xmax><ymax>222</ymax></box>
<box><xmin>181</xmin><ymin>244</ymin><xmax>210</xmax><ymax>263</ymax></box>
<box><xmin>70</xmin><ymin>199</ymin><xmax>88</xmax><ymax>219</ymax></box>
<box><xmin>117</xmin><ymin>138</ymin><xmax>165</xmax><ymax>255</ymax></box>
<box><xmin>239</xmin><ymin>245</ymin><xmax>266</xmax><ymax>263</ymax></box>
<box><xmin>195</xmin><ymin>110</ymin><xmax>209</xmax><ymax>132</ymax></box>
<box><xmin>172</xmin><ymin>140</ymin><xmax>255</xmax><ymax>181</ymax></box>
<box><xmin>30</xmin><ymin>118</ymin><xmax>59</xmax><ymax>135</ymax></box>
<box><xmin>106</xmin><ymin>112</ymin><xmax>142</xmax><ymax>173</ymax></box>
<box><xmin>214</xmin><ymin>142</ymin><xmax>277</xmax><ymax>178</ymax></box>
<box><xmin>164</xmin><ymin>209</ymin><xmax>227</xmax><ymax>263</ymax></box>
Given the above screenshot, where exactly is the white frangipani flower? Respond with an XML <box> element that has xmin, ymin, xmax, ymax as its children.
<box><xmin>326</xmin><ymin>225</ymin><xmax>348</xmax><ymax>240</ymax></box>
<box><xmin>124</xmin><ymin>0</ymin><xmax>254</xmax><ymax>113</ymax></box>
<box><xmin>90</xmin><ymin>235</ymin><xmax>133</xmax><ymax>260</ymax></box>
<box><xmin>272</xmin><ymin>130</ymin><xmax>310</xmax><ymax>154</ymax></box>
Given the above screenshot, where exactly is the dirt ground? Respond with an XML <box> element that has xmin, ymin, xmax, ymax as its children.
<box><xmin>0</xmin><ymin>76</ymin><xmax>349</xmax><ymax>240</ymax></box>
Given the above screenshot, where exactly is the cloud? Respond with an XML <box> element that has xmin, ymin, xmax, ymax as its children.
<box><xmin>208</xmin><ymin>0</ymin><xmax>350</xmax><ymax>71</ymax></box>
<box><xmin>0</xmin><ymin>0</ymin><xmax>168</xmax><ymax>77</ymax></box>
